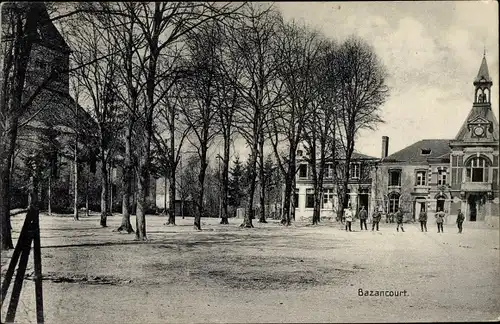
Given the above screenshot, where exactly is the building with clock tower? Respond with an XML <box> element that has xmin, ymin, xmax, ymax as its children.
<box><xmin>372</xmin><ymin>55</ymin><xmax>499</xmax><ymax>227</ymax></box>
<box><xmin>449</xmin><ymin>54</ymin><xmax>499</xmax><ymax>226</ymax></box>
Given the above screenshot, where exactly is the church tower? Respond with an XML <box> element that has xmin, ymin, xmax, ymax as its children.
<box><xmin>449</xmin><ymin>55</ymin><xmax>499</xmax><ymax>226</ymax></box>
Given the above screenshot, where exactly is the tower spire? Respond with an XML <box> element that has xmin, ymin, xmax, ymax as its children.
<box><xmin>475</xmin><ymin>55</ymin><xmax>491</xmax><ymax>83</ymax></box>
<box><xmin>473</xmin><ymin>54</ymin><xmax>492</xmax><ymax>105</ymax></box>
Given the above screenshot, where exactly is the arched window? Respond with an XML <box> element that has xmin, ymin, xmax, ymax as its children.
<box><xmin>388</xmin><ymin>192</ymin><xmax>400</xmax><ymax>213</ymax></box>
<box><xmin>466</xmin><ymin>157</ymin><xmax>489</xmax><ymax>183</ymax></box>
<box><xmin>483</xmin><ymin>88</ymin><xmax>490</xmax><ymax>103</ymax></box>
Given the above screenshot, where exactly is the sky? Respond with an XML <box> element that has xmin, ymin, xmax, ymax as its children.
<box><xmin>276</xmin><ymin>0</ymin><xmax>499</xmax><ymax>159</ymax></box>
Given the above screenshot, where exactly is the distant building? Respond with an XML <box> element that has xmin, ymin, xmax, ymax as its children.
<box><xmin>294</xmin><ymin>147</ymin><xmax>379</xmax><ymax>221</ymax></box>
<box><xmin>374</xmin><ymin>55</ymin><xmax>499</xmax><ymax>226</ymax></box>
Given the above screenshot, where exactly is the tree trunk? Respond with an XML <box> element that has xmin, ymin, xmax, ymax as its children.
<box><xmin>312</xmin><ymin>190</ymin><xmax>321</xmax><ymax>225</ymax></box>
<box><xmin>0</xmin><ymin>122</ymin><xmax>17</xmax><ymax>250</ymax></box>
<box><xmin>291</xmin><ymin>174</ymin><xmax>296</xmax><ymax>222</ymax></box>
<box><xmin>167</xmin><ymin>173</ymin><xmax>176</xmax><ymax>225</ymax></box>
<box><xmin>135</xmin><ymin>157</ymin><xmax>148</xmax><ymax>240</ymax></box>
<box><xmin>163</xmin><ymin>176</ymin><xmax>167</xmax><ymax>213</ymax></box>
<box><xmin>48</xmin><ymin>172</ymin><xmax>52</xmax><ymax>216</ymax></box>
<box><xmin>282</xmin><ymin>155</ymin><xmax>297</xmax><ymax>226</ymax></box>
<box><xmin>258</xmin><ymin>140</ymin><xmax>267</xmax><ymax>223</ymax></box>
<box><xmin>0</xmin><ymin>4</ymin><xmax>42</xmax><ymax>250</ymax></box>
<box><xmin>194</xmin><ymin>155</ymin><xmax>207</xmax><ymax>231</ymax></box>
<box><xmin>73</xmin><ymin>135</ymin><xmax>79</xmax><ymax>221</ymax></box>
<box><xmin>242</xmin><ymin>148</ymin><xmax>257</xmax><ymax>228</ymax></box>
<box><xmin>117</xmin><ymin>125</ymin><xmax>133</xmax><ymax>233</ymax></box>
<box><xmin>109</xmin><ymin>167</ymin><xmax>113</xmax><ymax>215</ymax></box>
<box><xmin>281</xmin><ymin>174</ymin><xmax>292</xmax><ymax>226</ymax></box>
<box><xmin>100</xmin><ymin>158</ymin><xmax>108</xmax><ymax>227</ymax></box>
<box><xmin>85</xmin><ymin>171</ymin><xmax>89</xmax><ymax>217</ymax></box>
<box><xmin>220</xmin><ymin>138</ymin><xmax>230</xmax><ymax>225</ymax></box>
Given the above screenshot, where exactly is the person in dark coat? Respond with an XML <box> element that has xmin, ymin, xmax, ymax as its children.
<box><xmin>435</xmin><ymin>208</ymin><xmax>445</xmax><ymax>233</ymax></box>
<box><xmin>396</xmin><ymin>209</ymin><xmax>405</xmax><ymax>232</ymax></box>
<box><xmin>418</xmin><ymin>206</ymin><xmax>428</xmax><ymax>232</ymax></box>
<box><xmin>456</xmin><ymin>209</ymin><xmax>465</xmax><ymax>233</ymax></box>
<box><xmin>372</xmin><ymin>208</ymin><xmax>381</xmax><ymax>231</ymax></box>
<box><xmin>358</xmin><ymin>206</ymin><xmax>368</xmax><ymax>230</ymax></box>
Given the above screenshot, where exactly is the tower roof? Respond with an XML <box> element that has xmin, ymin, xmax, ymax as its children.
<box><xmin>474</xmin><ymin>56</ymin><xmax>491</xmax><ymax>83</ymax></box>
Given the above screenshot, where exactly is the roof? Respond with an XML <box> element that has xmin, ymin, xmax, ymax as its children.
<box><xmin>383</xmin><ymin>139</ymin><xmax>451</xmax><ymax>163</ymax></box>
<box><xmin>351</xmin><ymin>152</ymin><xmax>378</xmax><ymax>160</ymax></box>
<box><xmin>474</xmin><ymin>56</ymin><xmax>491</xmax><ymax>83</ymax></box>
<box><xmin>20</xmin><ymin>87</ymin><xmax>97</xmax><ymax>135</ymax></box>
<box><xmin>454</xmin><ymin>105</ymin><xmax>499</xmax><ymax>143</ymax></box>
<box><xmin>36</xmin><ymin>3</ymin><xmax>72</xmax><ymax>53</ymax></box>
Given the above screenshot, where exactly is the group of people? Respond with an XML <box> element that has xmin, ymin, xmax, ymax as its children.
<box><xmin>341</xmin><ymin>205</ymin><xmax>466</xmax><ymax>233</ymax></box>
<box><xmin>418</xmin><ymin>207</ymin><xmax>465</xmax><ymax>234</ymax></box>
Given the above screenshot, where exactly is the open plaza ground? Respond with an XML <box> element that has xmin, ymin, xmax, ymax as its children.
<box><xmin>1</xmin><ymin>213</ymin><xmax>499</xmax><ymax>323</ymax></box>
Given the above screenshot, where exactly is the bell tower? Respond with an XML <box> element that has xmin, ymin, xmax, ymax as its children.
<box><xmin>473</xmin><ymin>54</ymin><xmax>492</xmax><ymax>106</ymax></box>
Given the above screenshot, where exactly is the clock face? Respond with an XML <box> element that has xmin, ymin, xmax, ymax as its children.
<box><xmin>473</xmin><ymin>126</ymin><xmax>485</xmax><ymax>136</ymax></box>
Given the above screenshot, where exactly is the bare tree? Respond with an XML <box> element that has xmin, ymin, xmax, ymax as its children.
<box><xmin>180</xmin><ymin>20</ymin><xmax>224</xmax><ymax>231</ymax></box>
<box><xmin>302</xmin><ymin>40</ymin><xmax>339</xmax><ymax>225</ymax></box>
<box><xmin>214</xmin><ymin>21</ymin><xmax>243</xmax><ymax>225</ymax></box>
<box><xmin>155</xmin><ymin>80</ymin><xmax>192</xmax><ymax>226</ymax></box>
<box><xmin>94</xmin><ymin>2</ymin><xmax>146</xmax><ymax>234</ymax></box>
<box><xmin>228</xmin><ymin>3</ymin><xmax>283</xmax><ymax>228</ymax></box>
<box><xmin>120</xmin><ymin>2</ymin><xmax>243</xmax><ymax>240</ymax></box>
<box><xmin>334</xmin><ymin>36</ymin><xmax>389</xmax><ymax>212</ymax></box>
<box><xmin>268</xmin><ymin>20</ymin><xmax>323</xmax><ymax>226</ymax></box>
<box><xmin>67</xmin><ymin>12</ymin><xmax>123</xmax><ymax>227</ymax></box>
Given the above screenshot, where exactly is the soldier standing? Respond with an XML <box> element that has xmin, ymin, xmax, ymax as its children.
<box><xmin>396</xmin><ymin>209</ymin><xmax>405</xmax><ymax>232</ymax></box>
<box><xmin>372</xmin><ymin>208</ymin><xmax>381</xmax><ymax>231</ymax></box>
<box><xmin>435</xmin><ymin>208</ymin><xmax>445</xmax><ymax>233</ymax></box>
<box><xmin>345</xmin><ymin>205</ymin><xmax>353</xmax><ymax>232</ymax></box>
<box><xmin>456</xmin><ymin>209</ymin><xmax>465</xmax><ymax>233</ymax></box>
<box><xmin>419</xmin><ymin>206</ymin><xmax>428</xmax><ymax>232</ymax></box>
<box><xmin>359</xmin><ymin>206</ymin><xmax>368</xmax><ymax>230</ymax></box>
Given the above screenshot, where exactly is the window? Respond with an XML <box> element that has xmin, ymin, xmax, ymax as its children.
<box><xmin>294</xmin><ymin>189</ymin><xmax>299</xmax><ymax>208</ymax></box>
<box><xmin>388</xmin><ymin>193</ymin><xmax>400</xmax><ymax>213</ymax></box>
<box><xmin>306</xmin><ymin>189</ymin><xmax>315</xmax><ymax>208</ymax></box>
<box><xmin>438</xmin><ymin>169</ymin><xmax>447</xmax><ymax>185</ymax></box>
<box><xmin>389</xmin><ymin>170</ymin><xmax>401</xmax><ymax>186</ymax></box>
<box><xmin>297</xmin><ymin>150</ymin><xmax>303</xmax><ymax>157</ymax></box>
<box><xmin>350</xmin><ymin>163</ymin><xmax>360</xmax><ymax>179</ymax></box>
<box><xmin>416</xmin><ymin>171</ymin><xmax>426</xmax><ymax>186</ymax></box>
<box><xmin>299</xmin><ymin>164</ymin><xmax>308</xmax><ymax>178</ymax></box>
<box><xmin>322</xmin><ymin>189</ymin><xmax>335</xmax><ymax>209</ymax></box>
<box><xmin>466</xmin><ymin>157</ymin><xmax>489</xmax><ymax>183</ymax></box>
<box><xmin>421</xmin><ymin>148</ymin><xmax>431</xmax><ymax>155</ymax></box>
<box><xmin>325</xmin><ymin>163</ymin><xmax>334</xmax><ymax>179</ymax></box>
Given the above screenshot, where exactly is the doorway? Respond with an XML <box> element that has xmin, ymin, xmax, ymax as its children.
<box><xmin>414</xmin><ymin>199</ymin><xmax>426</xmax><ymax>221</ymax></box>
<box><xmin>358</xmin><ymin>192</ymin><xmax>369</xmax><ymax>211</ymax></box>
<box><xmin>467</xmin><ymin>194</ymin><xmax>479</xmax><ymax>221</ymax></box>
<box><xmin>436</xmin><ymin>196</ymin><xmax>445</xmax><ymax>213</ymax></box>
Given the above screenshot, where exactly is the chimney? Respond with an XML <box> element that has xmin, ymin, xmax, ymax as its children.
<box><xmin>381</xmin><ymin>136</ymin><xmax>389</xmax><ymax>159</ymax></box>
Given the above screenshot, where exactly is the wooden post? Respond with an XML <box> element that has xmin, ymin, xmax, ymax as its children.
<box><xmin>2</xmin><ymin>158</ymin><xmax>44</xmax><ymax>323</ymax></box>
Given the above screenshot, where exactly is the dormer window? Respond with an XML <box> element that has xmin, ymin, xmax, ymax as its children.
<box><xmin>421</xmin><ymin>149</ymin><xmax>431</xmax><ymax>155</ymax></box>
<box><xmin>297</xmin><ymin>150</ymin><xmax>303</xmax><ymax>157</ymax></box>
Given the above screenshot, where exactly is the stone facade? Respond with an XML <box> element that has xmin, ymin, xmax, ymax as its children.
<box><xmin>294</xmin><ymin>148</ymin><xmax>378</xmax><ymax>221</ymax></box>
